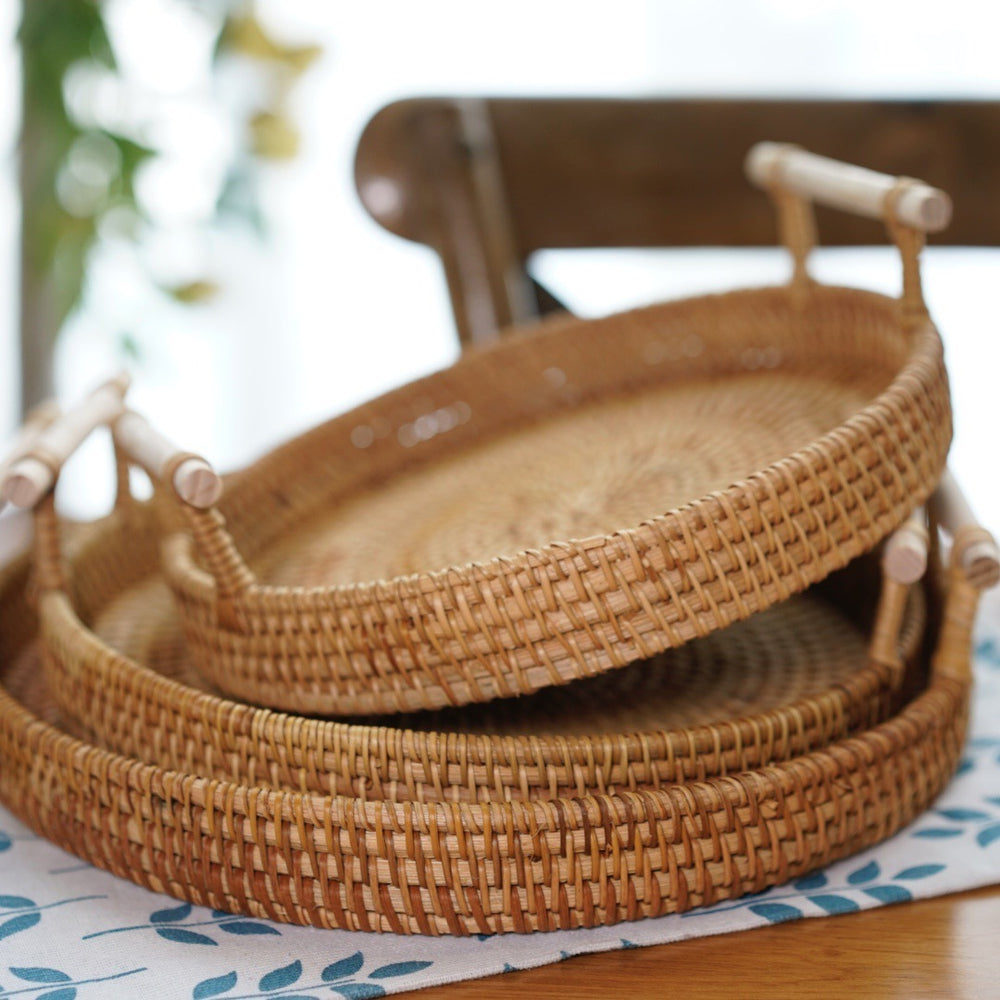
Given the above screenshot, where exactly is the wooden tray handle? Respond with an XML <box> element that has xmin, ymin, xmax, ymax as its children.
<box><xmin>0</xmin><ymin>401</ymin><xmax>62</xmax><ymax>513</ymax></box>
<box><xmin>873</xmin><ymin>472</ymin><xmax>997</xmax><ymax>685</ymax></box>
<box><xmin>745</xmin><ymin>142</ymin><xmax>952</xmax><ymax>234</ymax></box>
<box><xmin>2</xmin><ymin>378</ymin><xmax>246</xmax><ymax>604</ymax></box>
<box><xmin>882</xmin><ymin>470</ymin><xmax>1000</xmax><ymax>593</ymax></box>
<box><xmin>930</xmin><ymin>468</ymin><xmax>1000</xmax><ymax>589</ymax></box>
<box><xmin>883</xmin><ymin>508</ymin><xmax>929</xmax><ymax>586</ymax></box>
<box><xmin>110</xmin><ymin>410</ymin><xmax>251</xmax><ymax>603</ymax></box>
<box><xmin>113</xmin><ymin>410</ymin><xmax>222</xmax><ymax>510</ymax></box>
<box><xmin>0</xmin><ymin>376</ymin><xmax>221</xmax><ymax>512</ymax></box>
<box><xmin>928</xmin><ymin>470</ymin><xmax>998</xmax><ymax>682</ymax></box>
<box><xmin>1</xmin><ymin>375</ymin><xmax>130</xmax><ymax>509</ymax></box>
<box><xmin>870</xmin><ymin>508</ymin><xmax>930</xmax><ymax>682</ymax></box>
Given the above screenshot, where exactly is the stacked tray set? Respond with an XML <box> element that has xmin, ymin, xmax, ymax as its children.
<box><xmin>0</xmin><ymin>144</ymin><xmax>996</xmax><ymax>935</ymax></box>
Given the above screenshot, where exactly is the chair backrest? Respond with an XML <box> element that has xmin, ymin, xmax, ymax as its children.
<box><xmin>354</xmin><ymin>97</ymin><xmax>1000</xmax><ymax>346</ymax></box>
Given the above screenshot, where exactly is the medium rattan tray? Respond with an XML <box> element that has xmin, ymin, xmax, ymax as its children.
<box><xmin>31</xmin><ymin>489</ymin><xmax>924</xmax><ymax>803</ymax></box>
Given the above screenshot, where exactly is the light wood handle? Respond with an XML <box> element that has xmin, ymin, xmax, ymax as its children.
<box><xmin>745</xmin><ymin>142</ymin><xmax>952</xmax><ymax>233</ymax></box>
<box><xmin>1</xmin><ymin>375</ymin><xmax>130</xmax><ymax>509</ymax></box>
<box><xmin>930</xmin><ymin>468</ymin><xmax>1000</xmax><ymax>588</ymax></box>
<box><xmin>883</xmin><ymin>508</ymin><xmax>929</xmax><ymax>585</ymax></box>
<box><xmin>113</xmin><ymin>410</ymin><xmax>222</xmax><ymax>509</ymax></box>
<box><xmin>0</xmin><ymin>401</ymin><xmax>61</xmax><ymax>505</ymax></box>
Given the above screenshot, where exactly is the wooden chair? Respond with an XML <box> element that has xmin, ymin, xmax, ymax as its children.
<box><xmin>354</xmin><ymin>97</ymin><xmax>1000</xmax><ymax>346</ymax></box>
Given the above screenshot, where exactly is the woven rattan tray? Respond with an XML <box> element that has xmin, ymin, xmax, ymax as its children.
<box><xmin>0</xmin><ymin>498</ymin><xmax>989</xmax><ymax>934</ymax></box>
<box><xmin>161</xmin><ymin>148</ymin><xmax>955</xmax><ymax>716</ymax></box>
<box><xmin>29</xmin><ymin>491</ymin><xmax>923</xmax><ymax>803</ymax></box>
<box><xmin>170</xmin><ymin>282</ymin><xmax>950</xmax><ymax>716</ymax></box>
<box><xmin>2</xmin><ymin>146</ymin><xmax>955</xmax><ymax>717</ymax></box>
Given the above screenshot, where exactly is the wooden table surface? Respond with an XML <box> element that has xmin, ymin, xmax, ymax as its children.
<box><xmin>414</xmin><ymin>884</ymin><xmax>1000</xmax><ymax>998</ymax></box>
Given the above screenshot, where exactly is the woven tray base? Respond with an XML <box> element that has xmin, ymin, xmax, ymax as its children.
<box><xmin>256</xmin><ymin>372</ymin><xmax>881</xmax><ymax>586</ymax></box>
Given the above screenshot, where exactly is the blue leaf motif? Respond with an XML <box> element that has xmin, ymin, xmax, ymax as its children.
<box><xmin>808</xmin><ymin>894</ymin><xmax>859</xmax><ymax>915</ymax></box>
<box><xmin>331</xmin><ymin>986</ymin><xmax>386</xmax><ymax>1000</ymax></box>
<box><xmin>913</xmin><ymin>828</ymin><xmax>963</xmax><ymax>839</ymax></box>
<box><xmin>0</xmin><ymin>913</ymin><xmax>41</xmax><ymax>939</ymax></box>
<box><xmin>864</xmin><ymin>885</ymin><xmax>912</xmax><ymax>904</ymax></box>
<box><xmin>748</xmin><ymin>902</ymin><xmax>802</xmax><ymax>924</ymax></box>
<box><xmin>369</xmin><ymin>961</ymin><xmax>434</xmax><ymax>980</ymax></box>
<box><xmin>271</xmin><ymin>996</ymin><xmax>318</xmax><ymax>1000</ymax></box>
<box><xmin>976</xmin><ymin>638</ymin><xmax>1000</xmax><ymax>664</ymax></box>
<box><xmin>259</xmin><ymin>960</ymin><xmax>302</xmax><ymax>992</ymax></box>
<box><xmin>211</xmin><ymin>909</ymin><xmax>231</xmax><ymax>918</ymax></box>
<box><xmin>937</xmin><ymin>809</ymin><xmax>991</xmax><ymax>822</ymax></box>
<box><xmin>156</xmin><ymin>927</ymin><xmax>217</xmax><ymax>946</ymax></box>
<box><xmin>894</xmin><ymin>865</ymin><xmax>945</xmax><ymax>881</ymax></box>
<box><xmin>0</xmin><ymin>895</ymin><xmax>35</xmax><ymax>909</ymax></box>
<box><xmin>193</xmin><ymin>970</ymin><xmax>237</xmax><ymax>999</ymax></box>
<box><xmin>955</xmin><ymin>758</ymin><xmax>974</xmax><ymax>776</ymax></box>
<box><xmin>12</xmin><ymin>968</ymin><xmax>72</xmax><ymax>983</ymax></box>
<box><xmin>0</xmin><ymin>831</ymin><xmax>11</xmax><ymax>852</ymax></box>
<box><xmin>847</xmin><ymin>861</ymin><xmax>880</xmax><ymax>885</ymax></box>
<box><xmin>150</xmin><ymin>903</ymin><xmax>193</xmax><ymax>924</ymax></box>
<box><xmin>793</xmin><ymin>872</ymin><xmax>828</xmax><ymax>891</ymax></box>
<box><xmin>218</xmin><ymin>920</ymin><xmax>280</xmax><ymax>936</ymax></box>
<box><xmin>987</xmin><ymin>797</ymin><xmax>1000</xmax><ymax>807</ymax></box>
<box><xmin>977</xmin><ymin>823</ymin><xmax>1000</xmax><ymax>848</ymax></box>
<box><xmin>322</xmin><ymin>953</ymin><xmax>365</xmax><ymax>981</ymax></box>
<box><xmin>36</xmin><ymin>990</ymin><xmax>76</xmax><ymax>1000</ymax></box>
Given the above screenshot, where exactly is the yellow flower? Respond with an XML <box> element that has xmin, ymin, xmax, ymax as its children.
<box><xmin>249</xmin><ymin>111</ymin><xmax>300</xmax><ymax>160</ymax></box>
<box><xmin>167</xmin><ymin>280</ymin><xmax>220</xmax><ymax>304</ymax></box>
<box><xmin>223</xmin><ymin>13</ymin><xmax>322</xmax><ymax>75</ymax></box>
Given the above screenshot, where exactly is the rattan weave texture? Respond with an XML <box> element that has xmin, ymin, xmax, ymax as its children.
<box><xmin>0</xmin><ymin>145</ymin><xmax>980</xmax><ymax>935</ymax></box>
<box><xmin>163</xmin><ymin>286</ymin><xmax>951</xmax><ymax>715</ymax></box>
<box><xmin>34</xmin><ymin>498</ymin><xmax>923</xmax><ymax>804</ymax></box>
<box><xmin>0</xmin><ymin>543</ymin><xmax>977</xmax><ymax>935</ymax></box>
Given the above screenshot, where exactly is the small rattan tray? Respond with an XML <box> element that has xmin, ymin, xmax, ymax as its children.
<box><xmin>157</xmin><ymin>148</ymin><xmax>955</xmax><ymax>716</ymax></box>
<box><xmin>172</xmin><ymin>284</ymin><xmax>948</xmax><ymax>718</ymax></box>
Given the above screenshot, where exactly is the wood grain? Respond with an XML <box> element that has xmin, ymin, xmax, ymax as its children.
<box><xmin>411</xmin><ymin>885</ymin><xmax>1000</xmax><ymax>999</ymax></box>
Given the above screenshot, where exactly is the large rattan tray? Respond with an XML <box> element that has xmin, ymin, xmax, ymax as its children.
<box><xmin>0</xmin><ymin>499</ymin><xmax>989</xmax><ymax>934</ymax></box>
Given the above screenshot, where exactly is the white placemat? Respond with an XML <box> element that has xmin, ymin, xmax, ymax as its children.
<box><xmin>2</xmin><ymin>591</ymin><xmax>999</xmax><ymax>1000</ymax></box>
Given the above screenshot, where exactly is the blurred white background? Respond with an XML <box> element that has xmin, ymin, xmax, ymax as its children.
<box><xmin>1</xmin><ymin>0</ymin><xmax>998</xmax><ymax>528</ymax></box>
